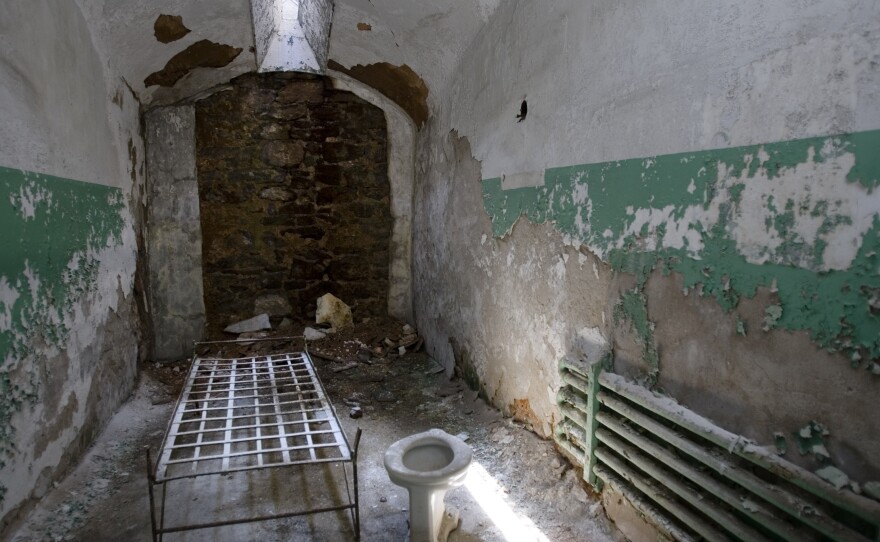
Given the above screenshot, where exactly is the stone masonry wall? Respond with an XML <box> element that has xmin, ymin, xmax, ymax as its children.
<box><xmin>195</xmin><ymin>72</ymin><xmax>390</xmax><ymax>333</ymax></box>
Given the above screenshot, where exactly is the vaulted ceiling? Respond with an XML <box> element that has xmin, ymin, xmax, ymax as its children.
<box><xmin>83</xmin><ymin>0</ymin><xmax>502</xmax><ymax>116</ymax></box>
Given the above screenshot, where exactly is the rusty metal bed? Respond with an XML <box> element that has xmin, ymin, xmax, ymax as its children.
<box><xmin>146</xmin><ymin>346</ymin><xmax>360</xmax><ymax>540</ymax></box>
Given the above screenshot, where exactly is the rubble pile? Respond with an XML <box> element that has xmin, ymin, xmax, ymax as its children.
<box><xmin>307</xmin><ymin>320</ymin><xmax>423</xmax><ymax>370</ymax></box>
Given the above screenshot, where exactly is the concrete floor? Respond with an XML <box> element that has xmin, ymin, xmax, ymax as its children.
<box><xmin>9</xmin><ymin>352</ymin><xmax>617</xmax><ymax>541</ymax></box>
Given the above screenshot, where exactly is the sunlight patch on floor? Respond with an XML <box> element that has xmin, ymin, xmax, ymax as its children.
<box><xmin>464</xmin><ymin>461</ymin><xmax>552</xmax><ymax>542</ymax></box>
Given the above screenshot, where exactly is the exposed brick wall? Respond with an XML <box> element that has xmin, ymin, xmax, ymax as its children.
<box><xmin>195</xmin><ymin>72</ymin><xmax>391</xmax><ymax>333</ymax></box>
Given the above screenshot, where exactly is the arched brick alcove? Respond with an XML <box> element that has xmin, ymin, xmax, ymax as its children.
<box><xmin>195</xmin><ymin>72</ymin><xmax>392</xmax><ymax>333</ymax></box>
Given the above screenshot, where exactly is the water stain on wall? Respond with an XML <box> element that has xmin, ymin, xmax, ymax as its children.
<box><xmin>145</xmin><ymin>40</ymin><xmax>243</xmax><ymax>88</ymax></box>
<box><xmin>328</xmin><ymin>60</ymin><xmax>429</xmax><ymax>128</ymax></box>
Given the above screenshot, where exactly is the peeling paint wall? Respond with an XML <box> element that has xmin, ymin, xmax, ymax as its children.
<box><xmin>77</xmin><ymin>0</ymin><xmax>256</xmax><ymax>106</ymax></box>
<box><xmin>482</xmin><ymin>131</ymin><xmax>880</xmax><ymax>363</ymax></box>
<box><xmin>144</xmin><ymin>39</ymin><xmax>243</xmax><ymax>88</ymax></box>
<box><xmin>413</xmin><ymin>0</ymin><xmax>880</xmax><ymax>490</ymax></box>
<box><xmin>414</xmin><ymin>130</ymin><xmax>614</xmax><ymax>438</ymax></box>
<box><xmin>0</xmin><ymin>0</ymin><xmax>143</xmax><ymax>529</ymax></box>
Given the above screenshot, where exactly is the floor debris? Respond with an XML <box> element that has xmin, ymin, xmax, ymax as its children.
<box><xmin>9</xmin><ymin>322</ymin><xmax>618</xmax><ymax>542</ymax></box>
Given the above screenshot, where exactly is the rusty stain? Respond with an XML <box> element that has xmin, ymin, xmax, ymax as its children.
<box><xmin>510</xmin><ymin>398</ymin><xmax>542</xmax><ymax>431</ymax></box>
<box><xmin>145</xmin><ymin>40</ymin><xmax>242</xmax><ymax>88</ymax></box>
<box><xmin>154</xmin><ymin>14</ymin><xmax>191</xmax><ymax>44</ymax></box>
<box><xmin>357</xmin><ymin>22</ymin><xmax>372</xmax><ymax>31</ymax></box>
<box><xmin>327</xmin><ymin>60</ymin><xmax>429</xmax><ymax>128</ymax></box>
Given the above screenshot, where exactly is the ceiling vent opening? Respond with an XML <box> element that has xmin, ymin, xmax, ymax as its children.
<box><xmin>250</xmin><ymin>0</ymin><xmax>335</xmax><ymax>73</ymax></box>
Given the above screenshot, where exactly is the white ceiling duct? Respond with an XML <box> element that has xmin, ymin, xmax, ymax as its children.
<box><xmin>251</xmin><ymin>0</ymin><xmax>334</xmax><ymax>73</ymax></box>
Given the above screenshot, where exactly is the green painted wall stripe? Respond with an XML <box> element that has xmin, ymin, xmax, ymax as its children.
<box><xmin>484</xmin><ymin>130</ymin><xmax>879</xmax><ymax>243</ymax></box>
<box><xmin>481</xmin><ymin>130</ymin><xmax>880</xmax><ymax>364</ymax></box>
<box><xmin>0</xmin><ymin>166</ymin><xmax>125</xmax><ymax>468</ymax></box>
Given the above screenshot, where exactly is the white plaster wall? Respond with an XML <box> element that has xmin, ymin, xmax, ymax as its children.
<box><xmin>0</xmin><ymin>3</ymin><xmax>121</xmax><ymax>187</ymax></box>
<box><xmin>445</xmin><ymin>1</ymin><xmax>880</xmax><ymax>179</ymax></box>
<box><xmin>413</xmin><ymin>0</ymin><xmax>880</xmax><ymax>476</ymax></box>
<box><xmin>0</xmin><ymin>0</ymin><xmax>144</xmax><ymax>527</ymax></box>
<box><xmin>78</xmin><ymin>0</ymin><xmax>256</xmax><ymax>106</ymax></box>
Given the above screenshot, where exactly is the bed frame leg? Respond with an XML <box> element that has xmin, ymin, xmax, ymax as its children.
<box><xmin>352</xmin><ymin>428</ymin><xmax>362</xmax><ymax>541</ymax></box>
<box><xmin>146</xmin><ymin>450</ymin><xmax>159</xmax><ymax>542</ymax></box>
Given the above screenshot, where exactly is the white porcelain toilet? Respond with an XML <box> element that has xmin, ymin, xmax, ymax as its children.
<box><xmin>384</xmin><ymin>428</ymin><xmax>473</xmax><ymax>542</ymax></box>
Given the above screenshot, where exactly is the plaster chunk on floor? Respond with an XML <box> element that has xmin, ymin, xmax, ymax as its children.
<box><xmin>303</xmin><ymin>326</ymin><xmax>328</xmax><ymax>341</ymax></box>
<box><xmin>316</xmin><ymin>293</ymin><xmax>353</xmax><ymax>330</ymax></box>
<box><xmin>224</xmin><ymin>313</ymin><xmax>271</xmax><ymax>333</ymax></box>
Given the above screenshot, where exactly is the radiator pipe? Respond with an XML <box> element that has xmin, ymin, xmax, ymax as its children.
<box><xmin>595</xmin><ymin>446</ymin><xmax>735</xmax><ymax>542</ymax></box>
<box><xmin>593</xmin><ymin>463</ymin><xmax>700</xmax><ymax>542</ymax></box>
<box><xmin>599</xmin><ymin>392</ymin><xmax>864</xmax><ymax>542</ymax></box>
<box><xmin>598</xmin><ymin>372</ymin><xmax>880</xmax><ymax>528</ymax></box>
<box><xmin>598</xmin><ymin>409</ymin><xmax>821</xmax><ymax>542</ymax></box>
<box><xmin>597</xmin><ymin>431</ymin><xmax>769</xmax><ymax>542</ymax></box>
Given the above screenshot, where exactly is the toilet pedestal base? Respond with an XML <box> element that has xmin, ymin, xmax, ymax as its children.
<box><xmin>407</xmin><ymin>487</ymin><xmax>449</xmax><ymax>542</ymax></box>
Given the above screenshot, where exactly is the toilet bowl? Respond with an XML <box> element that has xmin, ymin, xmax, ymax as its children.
<box><xmin>384</xmin><ymin>428</ymin><xmax>473</xmax><ymax>542</ymax></box>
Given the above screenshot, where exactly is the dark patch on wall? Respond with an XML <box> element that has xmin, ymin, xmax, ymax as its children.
<box><xmin>32</xmin><ymin>393</ymin><xmax>78</xmax><ymax>460</ymax></box>
<box><xmin>128</xmin><ymin>135</ymin><xmax>152</xmax><ymax>363</ymax></box>
<box><xmin>357</xmin><ymin>22</ymin><xmax>372</xmax><ymax>31</ymax></box>
<box><xmin>144</xmin><ymin>39</ymin><xmax>242</xmax><ymax>88</ymax></box>
<box><xmin>196</xmin><ymin>72</ymin><xmax>392</xmax><ymax>333</ymax></box>
<box><xmin>153</xmin><ymin>14</ymin><xmax>191</xmax><ymax>44</ymax></box>
<box><xmin>328</xmin><ymin>60</ymin><xmax>429</xmax><ymax>128</ymax></box>
<box><xmin>449</xmin><ymin>337</ymin><xmax>487</xmax><ymax>400</ymax></box>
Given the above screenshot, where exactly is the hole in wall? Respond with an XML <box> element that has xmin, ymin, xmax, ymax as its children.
<box><xmin>516</xmin><ymin>99</ymin><xmax>528</xmax><ymax>123</ymax></box>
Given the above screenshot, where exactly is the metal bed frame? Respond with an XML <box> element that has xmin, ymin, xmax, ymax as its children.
<box><xmin>146</xmin><ymin>345</ymin><xmax>361</xmax><ymax>540</ymax></box>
